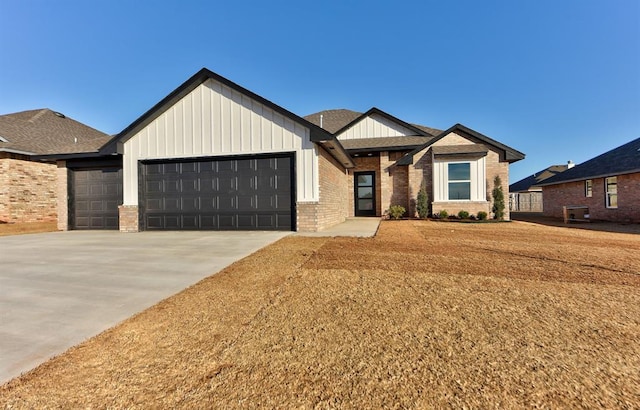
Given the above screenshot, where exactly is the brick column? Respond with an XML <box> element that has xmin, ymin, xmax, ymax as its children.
<box><xmin>119</xmin><ymin>205</ymin><xmax>139</xmax><ymax>232</ymax></box>
<box><xmin>56</xmin><ymin>161</ymin><xmax>68</xmax><ymax>231</ymax></box>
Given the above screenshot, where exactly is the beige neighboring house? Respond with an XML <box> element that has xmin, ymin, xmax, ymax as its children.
<box><xmin>0</xmin><ymin>109</ymin><xmax>110</xmax><ymax>223</ymax></box>
<box><xmin>509</xmin><ymin>163</ymin><xmax>572</xmax><ymax>212</ymax></box>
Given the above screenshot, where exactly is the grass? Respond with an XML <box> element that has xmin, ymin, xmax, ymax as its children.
<box><xmin>0</xmin><ymin>221</ymin><xmax>57</xmax><ymax>236</ymax></box>
<box><xmin>1</xmin><ymin>220</ymin><xmax>639</xmax><ymax>408</ymax></box>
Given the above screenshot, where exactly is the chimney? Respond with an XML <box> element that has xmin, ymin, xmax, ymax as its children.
<box><xmin>567</xmin><ymin>160</ymin><xmax>575</xmax><ymax>169</ymax></box>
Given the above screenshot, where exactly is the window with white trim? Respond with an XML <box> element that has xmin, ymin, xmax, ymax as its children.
<box><xmin>585</xmin><ymin>179</ymin><xmax>592</xmax><ymax>197</ymax></box>
<box><xmin>448</xmin><ymin>162</ymin><xmax>471</xmax><ymax>200</ymax></box>
<box><xmin>605</xmin><ymin>177</ymin><xmax>617</xmax><ymax>208</ymax></box>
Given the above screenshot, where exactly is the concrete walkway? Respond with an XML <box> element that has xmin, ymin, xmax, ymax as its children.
<box><xmin>296</xmin><ymin>217</ymin><xmax>381</xmax><ymax>237</ymax></box>
<box><xmin>0</xmin><ymin>230</ymin><xmax>288</xmax><ymax>385</ymax></box>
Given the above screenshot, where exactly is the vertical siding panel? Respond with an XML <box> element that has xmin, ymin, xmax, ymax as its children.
<box><xmin>192</xmin><ymin>86</ymin><xmax>203</xmax><ymax>154</ymax></box>
<box><xmin>201</xmin><ymin>84</ymin><xmax>212</xmax><ymax>154</ymax></box>
<box><xmin>241</xmin><ymin>96</ymin><xmax>252</xmax><ymax>152</ymax></box>
<box><xmin>183</xmin><ymin>93</ymin><xmax>193</xmax><ymax>155</ymax></box>
<box><xmin>251</xmin><ymin>101</ymin><xmax>261</xmax><ymax>152</ymax></box>
<box><xmin>273</xmin><ymin>113</ymin><xmax>284</xmax><ymax>150</ymax></box>
<box><xmin>221</xmin><ymin>86</ymin><xmax>232</xmax><ymax>153</ymax></box>
<box><xmin>230</xmin><ymin>90</ymin><xmax>242</xmax><ymax>152</ymax></box>
<box><xmin>211</xmin><ymin>82</ymin><xmax>221</xmax><ymax>153</ymax></box>
<box><xmin>262</xmin><ymin>108</ymin><xmax>273</xmax><ymax>151</ymax></box>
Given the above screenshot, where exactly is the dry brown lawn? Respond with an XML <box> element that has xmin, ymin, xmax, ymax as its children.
<box><xmin>0</xmin><ymin>222</ymin><xmax>57</xmax><ymax>236</ymax></box>
<box><xmin>1</xmin><ymin>221</ymin><xmax>639</xmax><ymax>408</ymax></box>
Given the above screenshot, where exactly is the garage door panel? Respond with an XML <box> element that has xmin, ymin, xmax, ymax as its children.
<box><xmin>142</xmin><ymin>155</ymin><xmax>292</xmax><ymax>231</ymax></box>
<box><xmin>71</xmin><ymin>167</ymin><xmax>122</xmax><ymax>230</ymax></box>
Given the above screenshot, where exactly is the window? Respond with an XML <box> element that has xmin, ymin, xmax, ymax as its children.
<box><xmin>605</xmin><ymin>177</ymin><xmax>617</xmax><ymax>208</ymax></box>
<box><xmin>585</xmin><ymin>179</ymin><xmax>592</xmax><ymax>197</ymax></box>
<box><xmin>448</xmin><ymin>162</ymin><xmax>471</xmax><ymax>200</ymax></box>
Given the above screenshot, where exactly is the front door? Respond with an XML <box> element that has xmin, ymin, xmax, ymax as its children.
<box><xmin>354</xmin><ymin>171</ymin><xmax>376</xmax><ymax>216</ymax></box>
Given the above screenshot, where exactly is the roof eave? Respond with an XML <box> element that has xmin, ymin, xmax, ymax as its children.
<box><xmin>318</xmin><ymin>140</ymin><xmax>355</xmax><ymax>168</ymax></box>
<box><xmin>536</xmin><ymin>168</ymin><xmax>640</xmax><ymax>187</ymax></box>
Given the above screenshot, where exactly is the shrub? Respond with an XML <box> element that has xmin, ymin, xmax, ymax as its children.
<box><xmin>458</xmin><ymin>210</ymin><xmax>470</xmax><ymax>219</ymax></box>
<box><xmin>438</xmin><ymin>209</ymin><xmax>448</xmax><ymax>219</ymax></box>
<box><xmin>388</xmin><ymin>205</ymin><xmax>406</xmax><ymax>220</ymax></box>
<box><xmin>416</xmin><ymin>188</ymin><xmax>429</xmax><ymax>219</ymax></box>
<box><xmin>492</xmin><ymin>176</ymin><xmax>505</xmax><ymax>220</ymax></box>
<box><xmin>469</xmin><ymin>214</ymin><xmax>477</xmax><ymax>220</ymax></box>
<box><xmin>477</xmin><ymin>211</ymin><xmax>488</xmax><ymax>220</ymax></box>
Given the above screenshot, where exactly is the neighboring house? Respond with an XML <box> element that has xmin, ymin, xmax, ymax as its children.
<box><xmin>536</xmin><ymin>137</ymin><xmax>640</xmax><ymax>222</ymax></box>
<box><xmin>509</xmin><ymin>163</ymin><xmax>572</xmax><ymax>212</ymax></box>
<box><xmin>0</xmin><ymin>109</ymin><xmax>110</xmax><ymax>223</ymax></box>
<box><xmin>40</xmin><ymin>68</ymin><xmax>524</xmax><ymax>232</ymax></box>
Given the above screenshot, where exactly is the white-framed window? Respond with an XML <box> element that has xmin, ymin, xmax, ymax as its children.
<box><xmin>448</xmin><ymin>162</ymin><xmax>471</xmax><ymax>200</ymax></box>
<box><xmin>605</xmin><ymin>177</ymin><xmax>617</xmax><ymax>208</ymax></box>
<box><xmin>585</xmin><ymin>179</ymin><xmax>592</xmax><ymax>197</ymax></box>
<box><xmin>433</xmin><ymin>157</ymin><xmax>486</xmax><ymax>202</ymax></box>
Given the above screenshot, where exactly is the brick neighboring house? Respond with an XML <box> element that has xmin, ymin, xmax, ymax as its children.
<box><xmin>0</xmin><ymin>109</ymin><xmax>110</xmax><ymax>223</ymax></box>
<box><xmin>537</xmin><ymin>137</ymin><xmax>640</xmax><ymax>222</ymax></box>
<box><xmin>508</xmin><ymin>163</ymin><xmax>572</xmax><ymax>212</ymax></box>
<box><xmin>42</xmin><ymin>68</ymin><xmax>524</xmax><ymax>232</ymax></box>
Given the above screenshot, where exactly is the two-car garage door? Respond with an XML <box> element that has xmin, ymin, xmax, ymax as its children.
<box><xmin>140</xmin><ymin>155</ymin><xmax>294</xmax><ymax>231</ymax></box>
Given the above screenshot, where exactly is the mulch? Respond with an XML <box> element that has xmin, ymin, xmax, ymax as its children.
<box><xmin>1</xmin><ymin>221</ymin><xmax>638</xmax><ymax>408</ymax></box>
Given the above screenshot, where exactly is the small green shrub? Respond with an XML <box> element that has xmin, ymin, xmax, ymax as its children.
<box><xmin>388</xmin><ymin>205</ymin><xmax>406</xmax><ymax>219</ymax></box>
<box><xmin>416</xmin><ymin>188</ymin><xmax>429</xmax><ymax>219</ymax></box>
<box><xmin>438</xmin><ymin>209</ymin><xmax>448</xmax><ymax>219</ymax></box>
<box><xmin>492</xmin><ymin>176</ymin><xmax>505</xmax><ymax>220</ymax></box>
<box><xmin>458</xmin><ymin>210</ymin><xmax>470</xmax><ymax>219</ymax></box>
<box><xmin>477</xmin><ymin>211</ymin><xmax>488</xmax><ymax>220</ymax></box>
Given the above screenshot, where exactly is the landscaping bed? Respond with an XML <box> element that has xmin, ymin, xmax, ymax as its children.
<box><xmin>1</xmin><ymin>221</ymin><xmax>638</xmax><ymax>408</ymax></box>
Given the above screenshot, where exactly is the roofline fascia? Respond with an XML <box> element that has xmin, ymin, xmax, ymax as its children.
<box><xmin>33</xmin><ymin>151</ymin><xmax>121</xmax><ymax>161</ymax></box>
<box><xmin>535</xmin><ymin>168</ymin><xmax>640</xmax><ymax>187</ymax></box>
<box><xmin>101</xmin><ymin>68</ymin><xmax>335</xmax><ymax>154</ymax></box>
<box><xmin>0</xmin><ymin>148</ymin><xmax>36</xmax><ymax>156</ymax></box>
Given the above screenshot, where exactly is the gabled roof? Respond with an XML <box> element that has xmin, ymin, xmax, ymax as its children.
<box><xmin>102</xmin><ymin>68</ymin><xmax>354</xmax><ymax>168</ymax></box>
<box><xmin>509</xmin><ymin>165</ymin><xmax>569</xmax><ymax>192</ymax></box>
<box><xmin>304</xmin><ymin>108</ymin><xmax>442</xmax><ymax>137</ymax></box>
<box><xmin>0</xmin><ymin>109</ymin><xmax>109</xmax><ymax>156</ymax></box>
<box><xmin>396</xmin><ymin>123</ymin><xmax>525</xmax><ymax>165</ymax></box>
<box><xmin>536</xmin><ymin>137</ymin><xmax>640</xmax><ymax>186</ymax></box>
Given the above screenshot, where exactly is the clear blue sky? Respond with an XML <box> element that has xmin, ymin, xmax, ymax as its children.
<box><xmin>1</xmin><ymin>0</ymin><xmax>638</xmax><ymax>183</ymax></box>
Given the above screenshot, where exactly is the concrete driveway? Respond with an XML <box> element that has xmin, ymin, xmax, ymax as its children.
<box><xmin>0</xmin><ymin>230</ymin><xmax>289</xmax><ymax>384</ymax></box>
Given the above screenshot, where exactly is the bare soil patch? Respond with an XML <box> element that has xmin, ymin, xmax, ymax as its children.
<box><xmin>1</xmin><ymin>221</ymin><xmax>638</xmax><ymax>408</ymax></box>
<box><xmin>0</xmin><ymin>222</ymin><xmax>57</xmax><ymax>236</ymax></box>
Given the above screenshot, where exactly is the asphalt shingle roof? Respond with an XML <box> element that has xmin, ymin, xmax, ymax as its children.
<box><xmin>0</xmin><ymin>109</ymin><xmax>110</xmax><ymax>155</ymax></box>
<box><xmin>537</xmin><ymin>137</ymin><xmax>640</xmax><ymax>186</ymax></box>
<box><xmin>509</xmin><ymin>165</ymin><xmax>569</xmax><ymax>192</ymax></box>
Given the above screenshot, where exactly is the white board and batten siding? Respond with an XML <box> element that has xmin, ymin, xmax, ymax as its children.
<box><xmin>122</xmin><ymin>78</ymin><xmax>319</xmax><ymax>206</ymax></box>
<box><xmin>336</xmin><ymin>113</ymin><xmax>415</xmax><ymax>140</ymax></box>
<box><xmin>431</xmin><ymin>132</ymin><xmax>487</xmax><ymax>202</ymax></box>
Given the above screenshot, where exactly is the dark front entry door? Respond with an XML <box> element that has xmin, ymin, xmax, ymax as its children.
<box><xmin>354</xmin><ymin>171</ymin><xmax>376</xmax><ymax>216</ymax></box>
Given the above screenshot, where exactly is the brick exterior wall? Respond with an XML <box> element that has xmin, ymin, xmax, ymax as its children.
<box><xmin>406</xmin><ymin>132</ymin><xmax>511</xmax><ymax>220</ymax></box>
<box><xmin>297</xmin><ymin>147</ymin><xmax>349</xmax><ymax>231</ymax></box>
<box><xmin>0</xmin><ymin>154</ymin><xmax>57</xmax><ymax>223</ymax></box>
<box><xmin>56</xmin><ymin>161</ymin><xmax>69</xmax><ymax>230</ymax></box>
<box><xmin>119</xmin><ymin>205</ymin><xmax>139</xmax><ymax>232</ymax></box>
<box><xmin>542</xmin><ymin>172</ymin><xmax>640</xmax><ymax>222</ymax></box>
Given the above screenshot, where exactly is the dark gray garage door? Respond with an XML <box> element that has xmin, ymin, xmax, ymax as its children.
<box><xmin>141</xmin><ymin>155</ymin><xmax>294</xmax><ymax>231</ymax></box>
<box><xmin>70</xmin><ymin>168</ymin><xmax>123</xmax><ymax>230</ymax></box>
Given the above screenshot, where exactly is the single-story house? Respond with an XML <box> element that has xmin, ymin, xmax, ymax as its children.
<box><xmin>39</xmin><ymin>68</ymin><xmax>524</xmax><ymax>232</ymax></box>
<box><xmin>509</xmin><ymin>163</ymin><xmax>572</xmax><ymax>212</ymax></box>
<box><xmin>0</xmin><ymin>109</ymin><xmax>110</xmax><ymax>223</ymax></box>
<box><xmin>536</xmin><ymin>137</ymin><xmax>640</xmax><ymax>222</ymax></box>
